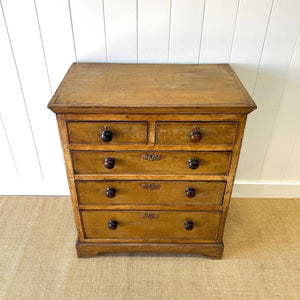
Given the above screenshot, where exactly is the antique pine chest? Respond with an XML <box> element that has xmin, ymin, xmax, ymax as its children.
<box><xmin>48</xmin><ymin>63</ymin><xmax>256</xmax><ymax>259</ymax></box>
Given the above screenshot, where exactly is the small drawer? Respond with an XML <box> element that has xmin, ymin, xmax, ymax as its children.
<box><xmin>81</xmin><ymin>210</ymin><xmax>220</xmax><ymax>241</ymax></box>
<box><xmin>67</xmin><ymin>121</ymin><xmax>147</xmax><ymax>144</ymax></box>
<box><xmin>71</xmin><ymin>151</ymin><xmax>231</xmax><ymax>175</ymax></box>
<box><xmin>156</xmin><ymin>122</ymin><xmax>237</xmax><ymax>145</ymax></box>
<box><xmin>76</xmin><ymin>180</ymin><xmax>226</xmax><ymax>206</ymax></box>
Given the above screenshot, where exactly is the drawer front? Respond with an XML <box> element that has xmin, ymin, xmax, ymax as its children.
<box><xmin>81</xmin><ymin>210</ymin><xmax>220</xmax><ymax>241</ymax></box>
<box><xmin>156</xmin><ymin>122</ymin><xmax>237</xmax><ymax>145</ymax></box>
<box><xmin>67</xmin><ymin>121</ymin><xmax>147</xmax><ymax>144</ymax></box>
<box><xmin>76</xmin><ymin>180</ymin><xmax>225</xmax><ymax>206</ymax></box>
<box><xmin>72</xmin><ymin>151</ymin><xmax>231</xmax><ymax>175</ymax></box>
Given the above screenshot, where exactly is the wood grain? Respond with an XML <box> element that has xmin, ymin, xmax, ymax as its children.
<box><xmin>81</xmin><ymin>210</ymin><xmax>220</xmax><ymax>241</ymax></box>
<box><xmin>48</xmin><ymin>63</ymin><xmax>256</xmax><ymax>114</ymax></box>
<box><xmin>216</xmin><ymin>114</ymin><xmax>247</xmax><ymax>242</ymax></box>
<box><xmin>70</xmin><ymin>144</ymin><xmax>233</xmax><ymax>152</ymax></box>
<box><xmin>76</xmin><ymin>241</ymin><xmax>224</xmax><ymax>259</ymax></box>
<box><xmin>64</xmin><ymin>113</ymin><xmax>240</xmax><ymax>122</ymax></box>
<box><xmin>71</xmin><ymin>151</ymin><xmax>231</xmax><ymax>175</ymax></box>
<box><xmin>156</xmin><ymin>121</ymin><xmax>237</xmax><ymax>145</ymax></box>
<box><xmin>67</xmin><ymin>121</ymin><xmax>147</xmax><ymax>144</ymax></box>
<box><xmin>76</xmin><ymin>180</ymin><xmax>226</xmax><ymax>206</ymax></box>
<box><xmin>56</xmin><ymin>114</ymin><xmax>84</xmax><ymax>240</ymax></box>
<box><xmin>48</xmin><ymin>63</ymin><xmax>256</xmax><ymax>259</ymax></box>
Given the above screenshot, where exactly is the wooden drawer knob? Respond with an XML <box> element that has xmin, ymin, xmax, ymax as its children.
<box><xmin>188</xmin><ymin>158</ymin><xmax>199</xmax><ymax>170</ymax></box>
<box><xmin>104</xmin><ymin>157</ymin><xmax>115</xmax><ymax>169</ymax></box>
<box><xmin>185</xmin><ymin>187</ymin><xmax>195</xmax><ymax>198</ymax></box>
<box><xmin>108</xmin><ymin>220</ymin><xmax>118</xmax><ymax>230</ymax></box>
<box><xmin>101</xmin><ymin>127</ymin><xmax>113</xmax><ymax>142</ymax></box>
<box><xmin>190</xmin><ymin>127</ymin><xmax>201</xmax><ymax>143</ymax></box>
<box><xmin>106</xmin><ymin>187</ymin><xmax>116</xmax><ymax>198</ymax></box>
<box><xmin>185</xmin><ymin>220</ymin><xmax>194</xmax><ymax>231</ymax></box>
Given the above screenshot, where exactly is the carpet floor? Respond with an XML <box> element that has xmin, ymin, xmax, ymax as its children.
<box><xmin>0</xmin><ymin>196</ymin><xmax>299</xmax><ymax>299</ymax></box>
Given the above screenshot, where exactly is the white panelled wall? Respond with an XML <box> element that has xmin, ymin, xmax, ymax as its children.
<box><xmin>0</xmin><ymin>0</ymin><xmax>299</xmax><ymax>197</ymax></box>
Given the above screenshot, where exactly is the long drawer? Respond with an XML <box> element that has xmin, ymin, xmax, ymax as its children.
<box><xmin>81</xmin><ymin>210</ymin><xmax>221</xmax><ymax>241</ymax></box>
<box><xmin>76</xmin><ymin>180</ymin><xmax>226</xmax><ymax>206</ymax></box>
<box><xmin>72</xmin><ymin>151</ymin><xmax>231</xmax><ymax>175</ymax></box>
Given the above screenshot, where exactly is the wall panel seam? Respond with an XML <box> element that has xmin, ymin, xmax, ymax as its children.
<box><xmin>259</xmin><ymin>27</ymin><xmax>300</xmax><ymax>182</ymax></box>
<box><xmin>197</xmin><ymin>0</ymin><xmax>206</xmax><ymax>63</ymax></box>
<box><xmin>102</xmin><ymin>0</ymin><xmax>108</xmax><ymax>62</ymax></box>
<box><xmin>0</xmin><ymin>114</ymin><xmax>19</xmax><ymax>177</ymax></box>
<box><xmin>33</xmin><ymin>0</ymin><xmax>52</xmax><ymax>94</ymax></box>
<box><xmin>0</xmin><ymin>0</ymin><xmax>44</xmax><ymax>179</ymax></box>
<box><xmin>251</xmin><ymin>0</ymin><xmax>275</xmax><ymax>96</ymax></box>
<box><xmin>229</xmin><ymin>0</ymin><xmax>241</xmax><ymax>63</ymax></box>
<box><xmin>136</xmin><ymin>0</ymin><xmax>138</xmax><ymax>63</ymax></box>
<box><xmin>167</xmin><ymin>0</ymin><xmax>172</xmax><ymax>63</ymax></box>
<box><xmin>67</xmin><ymin>0</ymin><xmax>77</xmax><ymax>62</ymax></box>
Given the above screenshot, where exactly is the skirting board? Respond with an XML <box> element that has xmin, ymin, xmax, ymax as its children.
<box><xmin>0</xmin><ymin>180</ymin><xmax>300</xmax><ymax>198</ymax></box>
<box><xmin>232</xmin><ymin>182</ymin><xmax>300</xmax><ymax>198</ymax></box>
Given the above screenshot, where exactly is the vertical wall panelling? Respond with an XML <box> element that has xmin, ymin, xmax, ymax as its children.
<box><xmin>1</xmin><ymin>0</ymin><xmax>67</xmax><ymax>190</ymax></box>
<box><xmin>0</xmin><ymin>115</ymin><xmax>18</xmax><ymax>180</ymax></box>
<box><xmin>69</xmin><ymin>0</ymin><xmax>106</xmax><ymax>62</ymax></box>
<box><xmin>1</xmin><ymin>0</ymin><xmax>300</xmax><ymax>196</ymax></box>
<box><xmin>261</xmin><ymin>31</ymin><xmax>300</xmax><ymax>181</ymax></box>
<box><xmin>34</xmin><ymin>0</ymin><xmax>76</xmax><ymax>91</ymax></box>
<box><xmin>236</xmin><ymin>0</ymin><xmax>300</xmax><ymax>182</ymax></box>
<box><xmin>138</xmin><ymin>0</ymin><xmax>171</xmax><ymax>63</ymax></box>
<box><xmin>169</xmin><ymin>0</ymin><xmax>205</xmax><ymax>63</ymax></box>
<box><xmin>104</xmin><ymin>0</ymin><xmax>137</xmax><ymax>63</ymax></box>
<box><xmin>230</xmin><ymin>0</ymin><xmax>274</xmax><ymax>181</ymax></box>
<box><xmin>230</xmin><ymin>0</ymin><xmax>274</xmax><ymax>95</ymax></box>
<box><xmin>199</xmin><ymin>0</ymin><xmax>240</xmax><ymax>63</ymax></box>
<box><xmin>0</xmin><ymin>4</ymin><xmax>42</xmax><ymax>180</ymax></box>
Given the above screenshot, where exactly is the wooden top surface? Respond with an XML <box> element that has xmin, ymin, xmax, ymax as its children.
<box><xmin>48</xmin><ymin>63</ymin><xmax>256</xmax><ymax>114</ymax></box>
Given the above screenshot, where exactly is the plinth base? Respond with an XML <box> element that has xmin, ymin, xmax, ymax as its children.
<box><xmin>76</xmin><ymin>240</ymin><xmax>224</xmax><ymax>259</ymax></box>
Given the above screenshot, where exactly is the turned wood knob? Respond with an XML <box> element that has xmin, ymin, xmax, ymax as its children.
<box><xmin>104</xmin><ymin>157</ymin><xmax>115</xmax><ymax>169</ymax></box>
<box><xmin>190</xmin><ymin>127</ymin><xmax>201</xmax><ymax>143</ymax></box>
<box><xmin>185</xmin><ymin>187</ymin><xmax>196</xmax><ymax>198</ymax></box>
<box><xmin>108</xmin><ymin>220</ymin><xmax>118</xmax><ymax>230</ymax></box>
<box><xmin>188</xmin><ymin>158</ymin><xmax>199</xmax><ymax>170</ymax></box>
<box><xmin>101</xmin><ymin>128</ymin><xmax>113</xmax><ymax>142</ymax></box>
<box><xmin>185</xmin><ymin>220</ymin><xmax>194</xmax><ymax>231</ymax></box>
<box><xmin>106</xmin><ymin>187</ymin><xmax>116</xmax><ymax>198</ymax></box>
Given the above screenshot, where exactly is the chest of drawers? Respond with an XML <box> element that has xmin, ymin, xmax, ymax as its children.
<box><xmin>48</xmin><ymin>63</ymin><xmax>256</xmax><ymax>259</ymax></box>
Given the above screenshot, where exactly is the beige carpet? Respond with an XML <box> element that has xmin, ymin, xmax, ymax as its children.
<box><xmin>0</xmin><ymin>196</ymin><xmax>299</xmax><ymax>299</ymax></box>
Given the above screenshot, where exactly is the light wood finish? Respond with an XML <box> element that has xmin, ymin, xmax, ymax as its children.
<box><xmin>2</xmin><ymin>196</ymin><xmax>299</xmax><ymax>297</ymax></box>
<box><xmin>48</xmin><ymin>63</ymin><xmax>256</xmax><ymax>258</ymax></box>
<box><xmin>67</xmin><ymin>121</ymin><xmax>147</xmax><ymax>144</ymax></box>
<box><xmin>216</xmin><ymin>114</ymin><xmax>247</xmax><ymax>242</ymax></box>
<box><xmin>156</xmin><ymin>121</ymin><xmax>237</xmax><ymax>145</ymax></box>
<box><xmin>78</xmin><ymin>204</ymin><xmax>222</xmax><ymax>211</ymax></box>
<box><xmin>76</xmin><ymin>241</ymin><xmax>224</xmax><ymax>259</ymax></box>
<box><xmin>48</xmin><ymin>63</ymin><xmax>256</xmax><ymax>114</ymax></box>
<box><xmin>69</xmin><ymin>144</ymin><xmax>234</xmax><ymax>151</ymax></box>
<box><xmin>64</xmin><ymin>113</ymin><xmax>240</xmax><ymax>122</ymax></box>
<box><xmin>71</xmin><ymin>151</ymin><xmax>231</xmax><ymax>175</ymax></box>
<box><xmin>74</xmin><ymin>174</ymin><xmax>228</xmax><ymax>181</ymax></box>
<box><xmin>76</xmin><ymin>180</ymin><xmax>226</xmax><ymax>206</ymax></box>
<box><xmin>56</xmin><ymin>114</ymin><xmax>84</xmax><ymax>240</ymax></box>
<box><xmin>81</xmin><ymin>210</ymin><xmax>220</xmax><ymax>241</ymax></box>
